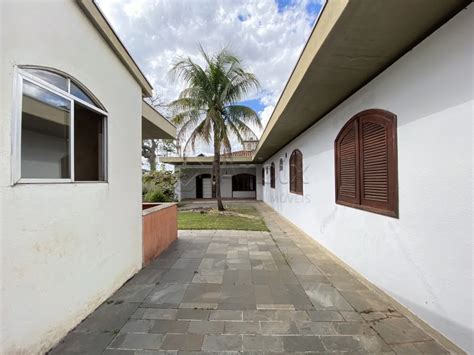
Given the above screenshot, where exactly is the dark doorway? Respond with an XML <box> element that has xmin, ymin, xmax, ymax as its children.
<box><xmin>196</xmin><ymin>174</ymin><xmax>211</xmax><ymax>198</ymax></box>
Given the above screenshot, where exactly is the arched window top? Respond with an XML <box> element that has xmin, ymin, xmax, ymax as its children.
<box><xmin>270</xmin><ymin>162</ymin><xmax>275</xmax><ymax>189</ymax></box>
<box><xmin>20</xmin><ymin>66</ymin><xmax>105</xmax><ymax>111</ymax></box>
<box><xmin>335</xmin><ymin>109</ymin><xmax>398</xmax><ymax>217</ymax></box>
<box><xmin>289</xmin><ymin>149</ymin><xmax>303</xmax><ymax>195</ymax></box>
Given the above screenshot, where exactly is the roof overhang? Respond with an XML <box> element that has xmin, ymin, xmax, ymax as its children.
<box><xmin>160</xmin><ymin>156</ymin><xmax>254</xmax><ymax>166</ymax></box>
<box><xmin>253</xmin><ymin>0</ymin><xmax>470</xmax><ymax>162</ymax></box>
<box><xmin>76</xmin><ymin>0</ymin><xmax>154</xmax><ymax>97</ymax></box>
<box><xmin>142</xmin><ymin>101</ymin><xmax>176</xmax><ymax>140</ymax></box>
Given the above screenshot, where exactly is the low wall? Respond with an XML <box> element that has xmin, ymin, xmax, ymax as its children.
<box><xmin>142</xmin><ymin>202</ymin><xmax>178</xmax><ymax>266</ymax></box>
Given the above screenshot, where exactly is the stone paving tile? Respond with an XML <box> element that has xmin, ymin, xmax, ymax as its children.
<box><xmin>224</xmin><ymin>320</ymin><xmax>261</xmax><ymax>335</ymax></box>
<box><xmin>109</xmin><ymin>333</ymin><xmax>164</xmax><ymax>350</ymax></box>
<box><xmin>188</xmin><ymin>320</ymin><xmax>224</xmax><ymax>334</ymax></box>
<box><xmin>371</xmin><ymin>317</ymin><xmax>433</xmax><ymax>344</ymax></box>
<box><xmin>202</xmin><ymin>334</ymin><xmax>243</xmax><ymax>351</ymax></box>
<box><xmin>210</xmin><ymin>310</ymin><xmax>243</xmax><ymax>321</ymax></box>
<box><xmin>50</xmin><ymin>202</ymin><xmax>452</xmax><ymax>354</ymax></box>
<box><xmin>176</xmin><ymin>309</ymin><xmax>210</xmax><ymax>320</ymax></box>
<box><xmin>242</xmin><ymin>335</ymin><xmax>284</xmax><ymax>352</ymax></box>
<box><xmin>160</xmin><ymin>333</ymin><xmax>204</xmax><ymax>351</ymax></box>
<box><xmin>302</xmin><ymin>282</ymin><xmax>354</xmax><ymax>311</ymax></box>
<box><xmin>73</xmin><ymin>302</ymin><xmax>140</xmax><ymax>333</ymax></box>
<box><xmin>307</xmin><ymin>310</ymin><xmax>344</xmax><ymax>321</ymax></box>
<box><xmin>110</xmin><ymin>283</ymin><xmax>155</xmax><ymax>302</ymax></box>
<box><xmin>49</xmin><ymin>332</ymin><xmax>117</xmax><ymax>355</ymax></box>
<box><xmin>391</xmin><ymin>340</ymin><xmax>449</xmax><ymax>354</ymax></box>
<box><xmin>321</xmin><ymin>335</ymin><xmax>365</xmax><ymax>352</ymax></box>
<box><xmin>281</xmin><ymin>336</ymin><xmax>325</xmax><ymax>352</ymax></box>
<box><xmin>150</xmin><ymin>320</ymin><xmax>189</xmax><ymax>334</ymax></box>
<box><xmin>295</xmin><ymin>321</ymin><xmax>337</xmax><ymax>335</ymax></box>
<box><xmin>145</xmin><ymin>283</ymin><xmax>189</xmax><ymax>305</ymax></box>
<box><xmin>141</xmin><ymin>308</ymin><xmax>178</xmax><ymax>320</ymax></box>
<box><xmin>120</xmin><ymin>319</ymin><xmax>155</xmax><ymax>333</ymax></box>
<box><xmin>260</xmin><ymin>321</ymin><xmax>299</xmax><ymax>335</ymax></box>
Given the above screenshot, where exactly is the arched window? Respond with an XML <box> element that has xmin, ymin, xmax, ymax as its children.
<box><xmin>335</xmin><ymin>109</ymin><xmax>398</xmax><ymax>217</ymax></box>
<box><xmin>289</xmin><ymin>149</ymin><xmax>303</xmax><ymax>195</ymax></box>
<box><xmin>261</xmin><ymin>167</ymin><xmax>265</xmax><ymax>186</ymax></box>
<box><xmin>12</xmin><ymin>66</ymin><xmax>108</xmax><ymax>183</ymax></box>
<box><xmin>279</xmin><ymin>158</ymin><xmax>284</xmax><ymax>171</ymax></box>
<box><xmin>270</xmin><ymin>163</ymin><xmax>275</xmax><ymax>189</ymax></box>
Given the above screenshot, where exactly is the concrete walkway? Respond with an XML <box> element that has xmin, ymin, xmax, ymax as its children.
<box><xmin>50</xmin><ymin>203</ymin><xmax>449</xmax><ymax>354</ymax></box>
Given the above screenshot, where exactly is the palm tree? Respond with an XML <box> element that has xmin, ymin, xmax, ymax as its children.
<box><xmin>169</xmin><ymin>47</ymin><xmax>261</xmax><ymax>211</ymax></box>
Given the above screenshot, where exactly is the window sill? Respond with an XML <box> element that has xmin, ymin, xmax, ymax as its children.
<box><xmin>14</xmin><ymin>179</ymin><xmax>108</xmax><ymax>186</ymax></box>
<box><xmin>336</xmin><ymin>200</ymin><xmax>398</xmax><ymax>218</ymax></box>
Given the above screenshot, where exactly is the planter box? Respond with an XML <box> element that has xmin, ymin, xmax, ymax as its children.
<box><xmin>142</xmin><ymin>202</ymin><xmax>178</xmax><ymax>266</ymax></box>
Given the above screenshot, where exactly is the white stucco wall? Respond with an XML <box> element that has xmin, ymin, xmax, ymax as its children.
<box><xmin>263</xmin><ymin>7</ymin><xmax>473</xmax><ymax>352</ymax></box>
<box><xmin>177</xmin><ymin>165</ymin><xmax>257</xmax><ymax>200</ymax></box>
<box><xmin>0</xmin><ymin>1</ymin><xmax>143</xmax><ymax>354</ymax></box>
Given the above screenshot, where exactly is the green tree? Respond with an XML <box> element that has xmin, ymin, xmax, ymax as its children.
<box><xmin>169</xmin><ymin>47</ymin><xmax>261</xmax><ymax>211</ymax></box>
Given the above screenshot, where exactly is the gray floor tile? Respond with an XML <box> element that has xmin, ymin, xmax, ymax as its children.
<box><xmin>202</xmin><ymin>335</ymin><xmax>243</xmax><ymax>352</ymax></box>
<box><xmin>109</xmin><ymin>333</ymin><xmax>164</xmax><ymax>350</ymax></box>
<box><xmin>49</xmin><ymin>332</ymin><xmax>116</xmax><ymax>355</ymax></box>
<box><xmin>160</xmin><ymin>333</ymin><xmax>203</xmax><ymax>351</ymax></box>
<box><xmin>150</xmin><ymin>320</ymin><xmax>189</xmax><ymax>334</ymax></box>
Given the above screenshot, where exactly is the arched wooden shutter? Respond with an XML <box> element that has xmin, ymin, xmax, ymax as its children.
<box><xmin>335</xmin><ymin>119</ymin><xmax>359</xmax><ymax>204</ymax></box>
<box><xmin>335</xmin><ymin>109</ymin><xmax>398</xmax><ymax>217</ymax></box>
<box><xmin>290</xmin><ymin>150</ymin><xmax>303</xmax><ymax>195</ymax></box>
<box><xmin>359</xmin><ymin>112</ymin><xmax>398</xmax><ymax>215</ymax></box>
<box><xmin>270</xmin><ymin>163</ymin><xmax>275</xmax><ymax>188</ymax></box>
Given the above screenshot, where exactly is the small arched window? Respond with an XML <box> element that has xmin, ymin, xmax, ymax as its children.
<box><xmin>270</xmin><ymin>163</ymin><xmax>275</xmax><ymax>189</ymax></box>
<box><xmin>279</xmin><ymin>158</ymin><xmax>284</xmax><ymax>171</ymax></box>
<box><xmin>335</xmin><ymin>109</ymin><xmax>398</xmax><ymax>217</ymax></box>
<box><xmin>261</xmin><ymin>167</ymin><xmax>265</xmax><ymax>186</ymax></box>
<box><xmin>289</xmin><ymin>149</ymin><xmax>303</xmax><ymax>195</ymax></box>
<box><xmin>12</xmin><ymin>66</ymin><xmax>107</xmax><ymax>184</ymax></box>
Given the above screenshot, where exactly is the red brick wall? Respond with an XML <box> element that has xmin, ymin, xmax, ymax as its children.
<box><xmin>142</xmin><ymin>204</ymin><xmax>178</xmax><ymax>266</ymax></box>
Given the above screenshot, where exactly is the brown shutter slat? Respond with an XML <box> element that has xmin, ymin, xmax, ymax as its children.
<box><xmin>289</xmin><ymin>150</ymin><xmax>303</xmax><ymax>194</ymax></box>
<box><xmin>359</xmin><ymin>111</ymin><xmax>398</xmax><ymax>217</ymax></box>
<box><xmin>335</xmin><ymin>120</ymin><xmax>359</xmax><ymax>204</ymax></box>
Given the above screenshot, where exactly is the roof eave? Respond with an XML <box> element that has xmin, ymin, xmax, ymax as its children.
<box><xmin>76</xmin><ymin>0</ymin><xmax>154</xmax><ymax>97</ymax></box>
<box><xmin>142</xmin><ymin>101</ymin><xmax>176</xmax><ymax>140</ymax></box>
<box><xmin>253</xmin><ymin>0</ymin><xmax>470</xmax><ymax>162</ymax></box>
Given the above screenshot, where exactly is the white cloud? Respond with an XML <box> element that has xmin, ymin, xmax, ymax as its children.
<box><xmin>97</xmin><ymin>0</ymin><xmax>322</xmax><ymax>152</ymax></box>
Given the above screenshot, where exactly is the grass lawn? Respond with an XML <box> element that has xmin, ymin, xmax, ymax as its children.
<box><xmin>178</xmin><ymin>205</ymin><xmax>268</xmax><ymax>231</ymax></box>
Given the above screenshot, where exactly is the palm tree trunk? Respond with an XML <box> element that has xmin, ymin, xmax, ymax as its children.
<box><xmin>213</xmin><ymin>140</ymin><xmax>224</xmax><ymax>211</ymax></box>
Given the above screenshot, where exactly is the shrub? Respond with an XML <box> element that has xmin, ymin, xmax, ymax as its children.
<box><xmin>142</xmin><ymin>167</ymin><xmax>178</xmax><ymax>202</ymax></box>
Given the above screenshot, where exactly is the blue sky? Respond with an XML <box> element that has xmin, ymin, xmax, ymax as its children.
<box><xmin>97</xmin><ymin>0</ymin><xmax>323</xmax><ymax>154</ymax></box>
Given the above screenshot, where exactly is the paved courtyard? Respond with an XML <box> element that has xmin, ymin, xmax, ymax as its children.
<box><xmin>50</xmin><ymin>203</ymin><xmax>449</xmax><ymax>354</ymax></box>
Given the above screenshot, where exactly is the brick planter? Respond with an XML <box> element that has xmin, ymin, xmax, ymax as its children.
<box><xmin>142</xmin><ymin>202</ymin><xmax>178</xmax><ymax>266</ymax></box>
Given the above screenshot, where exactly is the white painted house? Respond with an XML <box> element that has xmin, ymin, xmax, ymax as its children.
<box><xmin>165</xmin><ymin>1</ymin><xmax>473</xmax><ymax>353</ymax></box>
<box><xmin>0</xmin><ymin>1</ymin><xmax>175</xmax><ymax>354</ymax></box>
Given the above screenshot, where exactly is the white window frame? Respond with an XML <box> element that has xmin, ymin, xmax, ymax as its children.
<box><xmin>12</xmin><ymin>67</ymin><xmax>108</xmax><ymax>185</ymax></box>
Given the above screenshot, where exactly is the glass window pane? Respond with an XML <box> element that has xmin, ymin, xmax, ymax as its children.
<box><xmin>74</xmin><ymin>103</ymin><xmax>105</xmax><ymax>181</ymax></box>
<box><xmin>21</xmin><ymin>80</ymin><xmax>71</xmax><ymax>179</ymax></box>
<box><xmin>70</xmin><ymin>82</ymin><xmax>96</xmax><ymax>106</ymax></box>
<box><xmin>23</xmin><ymin>68</ymin><xmax>68</xmax><ymax>91</ymax></box>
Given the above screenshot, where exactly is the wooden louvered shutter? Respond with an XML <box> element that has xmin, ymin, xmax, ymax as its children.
<box><xmin>290</xmin><ymin>152</ymin><xmax>296</xmax><ymax>193</ymax></box>
<box><xmin>295</xmin><ymin>150</ymin><xmax>303</xmax><ymax>194</ymax></box>
<box><xmin>270</xmin><ymin>163</ymin><xmax>275</xmax><ymax>188</ymax></box>
<box><xmin>359</xmin><ymin>111</ymin><xmax>398</xmax><ymax>217</ymax></box>
<box><xmin>335</xmin><ymin>119</ymin><xmax>359</xmax><ymax>204</ymax></box>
